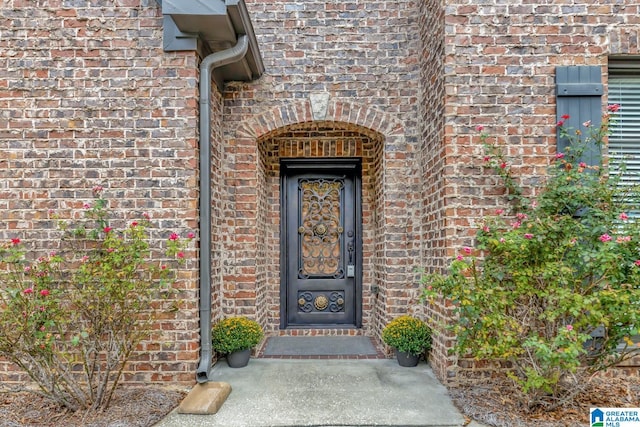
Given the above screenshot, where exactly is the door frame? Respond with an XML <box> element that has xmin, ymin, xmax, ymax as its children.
<box><xmin>279</xmin><ymin>158</ymin><xmax>363</xmax><ymax>329</ymax></box>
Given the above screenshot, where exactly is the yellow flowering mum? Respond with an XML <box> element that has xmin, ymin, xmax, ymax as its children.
<box><xmin>212</xmin><ymin>317</ymin><xmax>264</xmax><ymax>354</ymax></box>
<box><xmin>382</xmin><ymin>315</ymin><xmax>432</xmax><ymax>356</ymax></box>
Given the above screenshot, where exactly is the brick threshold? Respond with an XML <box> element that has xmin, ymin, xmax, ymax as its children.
<box><xmin>258</xmin><ymin>354</ymin><xmax>385</xmax><ymax>359</ymax></box>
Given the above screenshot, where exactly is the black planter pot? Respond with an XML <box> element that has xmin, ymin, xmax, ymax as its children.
<box><xmin>395</xmin><ymin>349</ymin><xmax>421</xmax><ymax>367</ymax></box>
<box><xmin>226</xmin><ymin>348</ymin><xmax>251</xmax><ymax>368</ymax></box>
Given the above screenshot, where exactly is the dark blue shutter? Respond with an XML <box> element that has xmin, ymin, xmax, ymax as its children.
<box><xmin>555</xmin><ymin>66</ymin><xmax>603</xmax><ymax>165</ymax></box>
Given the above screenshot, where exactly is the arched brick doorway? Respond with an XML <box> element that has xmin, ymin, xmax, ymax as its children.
<box><xmin>257</xmin><ymin>121</ymin><xmax>383</xmax><ymax>334</ymax></box>
<box><xmin>226</xmin><ymin>99</ymin><xmax>417</xmax><ymax>344</ymax></box>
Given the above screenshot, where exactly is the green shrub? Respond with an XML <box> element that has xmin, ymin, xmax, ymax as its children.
<box><xmin>381</xmin><ymin>315</ymin><xmax>432</xmax><ymax>356</ymax></box>
<box><xmin>0</xmin><ymin>188</ymin><xmax>192</xmax><ymax>411</ymax></box>
<box><xmin>423</xmin><ymin>107</ymin><xmax>640</xmax><ymax>409</ymax></box>
<box><xmin>212</xmin><ymin>317</ymin><xmax>264</xmax><ymax>354</ymax></box>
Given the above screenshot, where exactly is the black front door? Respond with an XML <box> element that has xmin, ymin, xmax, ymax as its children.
<box><xmin>280</xmin><ymin>159</ymin><xmax>362</xmax><ymax>328</ymax></box>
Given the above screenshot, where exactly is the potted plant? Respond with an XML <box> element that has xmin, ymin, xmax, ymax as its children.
<box><xmin>381</xmin><ymin>315</ymin><xmax>432</xmax><ymax>367</ymax></box>
<box><xmin>212</xmin><ymin>316</ymin><xmax>264</xmax><ymax>368</ymax></box>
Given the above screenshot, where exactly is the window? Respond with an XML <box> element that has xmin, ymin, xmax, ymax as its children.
<box><xmin>608</xmin><ymin>60</ymin><xmax>640</xmax><ymax>209</ymax></box>
<box><xmin>607</xmin><ymin>60</ymin><xmax>640</xmax><ymax>349</ymax></box>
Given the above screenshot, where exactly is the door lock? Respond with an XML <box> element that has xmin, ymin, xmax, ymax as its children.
<box><xmin>347</xmin><ymin>265</ymin><xmax>355</xmax><ymax>278</ymax></box>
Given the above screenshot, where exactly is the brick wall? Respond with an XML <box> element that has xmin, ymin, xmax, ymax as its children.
<box><xmin>222</xmin><ymin>0</ymin><xmax>424</xmax><ymax>347</ymax></box>
<box><xmin>443</xmin><ymin>0</ymin><xmax>640</xmax><ymax>219</ymax></box>
<box><xmin>418</xmin><ymin>0</ymin><xmax>455</xmax><ymax>382</ymax></box>
<box><xmin>1</xmin><ymin>0</ymin><xmax>428</xmax><ymax>385</ymax></box>
<box><xmin>439</xmin><ymin>0</ymin><xmax>640</xmax><ymax>382</ymax></box>
<box><xmin>208</xmin><ymin>86</ymin><xmax>226</xmax><ymax>357</ymax></box>
<box><xmin>227</xmin><ymin>97</ymin><xmax>416</xmax><ymax>345</ymax></box>
<box><xmin>0</xmin><ymin>0</ymin><xmax>202</xmax><ymax>385</ymax></box>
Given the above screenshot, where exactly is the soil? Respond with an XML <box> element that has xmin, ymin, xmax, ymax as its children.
<box><xmin>0</xmin><ymin>388</ymin><xmax>185</xmax><ymax>427</ymax></box>
<box><xmin>451</xmin><ymin>374</ymin><xmax>640</xmax><ymax>427</ymax></box>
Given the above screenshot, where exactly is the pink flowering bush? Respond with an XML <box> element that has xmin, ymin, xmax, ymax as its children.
<box><xmin>424</xmin><ymin>107</ymin><xmax>640</xmax><ymax>409</ymax></box>
<box><xmin>0</xmin><ymin>189</ymin><xmax>194</xmax><ymax>411</ymax></box>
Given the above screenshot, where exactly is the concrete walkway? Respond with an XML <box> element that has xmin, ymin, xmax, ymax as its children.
<box><xmin>155</xmin><ymin>358</ymin><xmax>486</xmax><ymax>427</ymax></box>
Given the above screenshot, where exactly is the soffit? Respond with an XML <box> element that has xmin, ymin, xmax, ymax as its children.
<box><xmin>159</xmin><ymin>0</ymin><xmax>264</xmax><ymax>84</ymax></box>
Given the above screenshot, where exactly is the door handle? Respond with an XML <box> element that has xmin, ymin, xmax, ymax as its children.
<box><xmin>347</xmin><ymin>232</ymin><xmax>355</xmax><ymax>278</ymax></box>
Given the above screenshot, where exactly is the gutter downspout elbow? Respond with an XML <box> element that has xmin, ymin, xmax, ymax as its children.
<box><xmin>196</xmin><ymin>35</ymin><xmax>249</xmax><ymax>383</ymax></box>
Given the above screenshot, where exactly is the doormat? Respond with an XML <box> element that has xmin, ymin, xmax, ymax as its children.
<box><xmin>259</xmin><ymin>336</ymin><xmax>385</xmax><ymax>359</ymax></box>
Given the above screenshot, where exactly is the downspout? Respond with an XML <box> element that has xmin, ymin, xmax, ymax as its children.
<box><xmin>196</xmin><ymin>34</ymin><xmax>249</xmax><ymax>383</ymax></box>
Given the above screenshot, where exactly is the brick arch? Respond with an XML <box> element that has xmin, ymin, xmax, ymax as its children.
<box><xmin>250</xmin><ymin>119</ymin><xmax>385</xmax><ymax>334</ymax></box>
<box><xmin>235</xmin><ymin>99</ymin><xmax>404</xmax><ymax>140</ymax></box>
<box><xmin>226</xmin><ymin>99</ymin><xmax>416</xmax><ymax>347</ymax></box>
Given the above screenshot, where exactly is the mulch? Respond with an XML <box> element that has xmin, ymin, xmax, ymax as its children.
<box><xmin>0</xmin><ymin>388</ymin><xmax>185</xmax><ymax>427</ymax></box>
<box><xmin>450</xmin><ymin>374</ymin><xmax>640</xmax><ymax>427</ymax></box>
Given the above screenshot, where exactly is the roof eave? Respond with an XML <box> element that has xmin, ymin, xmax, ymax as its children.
<box><xmin>159</xmin><ymin>0</ymin><xmax>264</xmax><ymax>84</ymax></box>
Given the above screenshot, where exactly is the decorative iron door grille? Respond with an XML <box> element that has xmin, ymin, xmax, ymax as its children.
<box><xmin>280</xmin><ymin>159</ymin><xmax>362</xmax><ymax>328</ymax></box>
